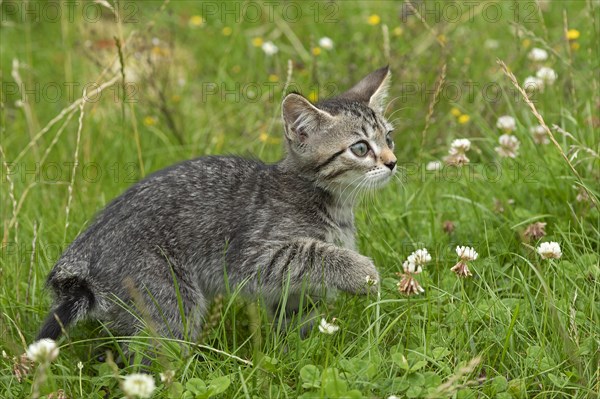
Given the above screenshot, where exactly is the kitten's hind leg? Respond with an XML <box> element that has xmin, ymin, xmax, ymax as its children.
<box><xmin>270</xmin><ymin>293</ymin><xmax>321</xmax><ymax>338</ymax></box>
<box><xmin>109</xmin><ymin>270</ymin><xmax>208</xmax><ymax>366</ymax></box>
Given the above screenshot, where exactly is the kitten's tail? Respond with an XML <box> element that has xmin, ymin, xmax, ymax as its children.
<box><xmin>36</xmin><ymin>276</ymin><xmax>95</xmax><ymax>341</ymax></box>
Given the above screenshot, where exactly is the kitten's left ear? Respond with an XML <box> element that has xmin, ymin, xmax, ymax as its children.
<box><xmin>339</xmin><ymin>66</ymin><xmax>391</xmax><ymax>114</ymax></box>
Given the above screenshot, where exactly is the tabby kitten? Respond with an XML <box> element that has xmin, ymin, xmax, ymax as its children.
<box><xmin>36</xmin><ymin>66</ymin><xmax>397</xmax><ymax>342</ymax></box>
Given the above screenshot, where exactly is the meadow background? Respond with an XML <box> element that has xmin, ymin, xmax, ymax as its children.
<box><xmin>1</xmin><ymin>0</ymin><xmax>599</xmax><ymax>398</ymax></box>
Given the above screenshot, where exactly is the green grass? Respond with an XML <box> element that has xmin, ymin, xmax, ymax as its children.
<box><xmin>1</xmin><ymin>1</ymin><xmax>599</xmax><ymax>398</ymax></box>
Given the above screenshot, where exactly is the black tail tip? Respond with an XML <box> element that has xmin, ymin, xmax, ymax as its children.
<box><xmin>36</xmin><ymin>288</ymin><xmax>95</xmax><ymax>341</ymax></box>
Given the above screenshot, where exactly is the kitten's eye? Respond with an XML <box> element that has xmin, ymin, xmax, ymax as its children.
<box><xmin>386</xmin><ymin>132</ymin><xmax>394</xmax><ymax>149</ymax></box>
<box><xmin>350</xmin><ymin>141</ymin><xmax>369</xmax><ymax>157</ymax></box>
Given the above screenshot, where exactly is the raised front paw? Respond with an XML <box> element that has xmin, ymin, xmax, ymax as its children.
<box><xmin>338</xmin><ymin>253</ymin><xmax>380</xmax><ymax>295</ymax></box>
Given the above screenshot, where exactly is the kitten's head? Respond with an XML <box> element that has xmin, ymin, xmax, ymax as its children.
<box><xmin>281</xmin><ymin>66</ymin><xmax>396</xmax><ymax>195</ymax></box>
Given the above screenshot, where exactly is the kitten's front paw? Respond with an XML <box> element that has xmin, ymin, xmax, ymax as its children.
<box><xmin>340</xmin><ymin>254</ymin><xmax>380</xmax><ymax>295</ymax></box>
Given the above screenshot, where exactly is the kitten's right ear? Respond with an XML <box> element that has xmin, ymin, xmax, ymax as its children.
<box><xmin>282</xmin><ymin>93</ymin><xmax>333</xmax><ymax>143</ymax></box>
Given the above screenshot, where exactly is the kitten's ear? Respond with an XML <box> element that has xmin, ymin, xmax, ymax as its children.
<box><xmin>282</xmin><ymin>93</ymin><xmax>333</xmax><ymax>142</ymax></box>
<box><xmin>339</xmin><ymin>66</ymin><xmax>391</xmax><ymax>114</ymax></box>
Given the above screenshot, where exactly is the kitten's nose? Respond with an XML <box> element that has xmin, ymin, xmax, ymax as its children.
<box><xmin>384</xmin><ymin>160</ymin><xmax>397</xmax><ymax>171</ymax></box>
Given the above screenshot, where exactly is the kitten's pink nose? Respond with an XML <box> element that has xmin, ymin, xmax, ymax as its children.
<box><xmin>385</xmin><ymin>160</ymin><xmax>397</xmax><ymax>171</ymax></box>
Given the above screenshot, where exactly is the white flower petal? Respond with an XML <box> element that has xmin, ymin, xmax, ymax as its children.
<box><xmin>537</xmin><ymin>241</ymin><xmax>562</xmax><ymax>259</ymax></box>
<box><xmin>528</xmin><ymin>47</ymin><xmax>548</xmax><ymax>62</ymax></box>
<box><xmin>261</xmin><ymin>41</ymin><xmax>279</xmax><ymax>56</ymax></box>
<box><xmin>26</xmin><ymin>339</ymin><xmax>59</xmax><ymax>363</ymax></box>
<box><xmin>406</xmin><ymin>248</ymin><xmax>431</xmax><ymax>268</ymax></box>
<box><xmin>426</xmin><ymin>160</ymin><xmax>442</xmax><ymax>171</ymax></box>
<box><xmin>318</xmin><ymin>318</ymin><xmax>339</xmax><ymax>334</ymax></box>
<box><xmin>536</xmin><ymin>67</ymin><xmax>557</xmax><ymax>85</ymax></box>
<box><xmin>318</xmin><ymin>37</ymin><xmax>334</xmax><ymax>50</ymax></box>
<box><xmin>456</xmin><ymin>246</ymin><xmax>478</xmax><ymax>261</ymax></box>
<box><xmin>496</xmin><ymin>115</ymin><xmax>516</xmax><ymax>132</ymax></box>
<box><xmin>449</xmin><ymin>138</ymin><xmax>471</xmax><ymax>154</ymax></box>
<box><xmin>122</xmin><ymin>373</ymin><xmax>156</xmax><ymax>399</ymax></box>
<box><xmin>523</xmin><ymin>76</ymin><xmax>544</xmax><ymax>92</ymax></box>
<box><xmin>496</xmin><ymin>134</ymin><xmax>521</xmax><ymax>158</ymax></box>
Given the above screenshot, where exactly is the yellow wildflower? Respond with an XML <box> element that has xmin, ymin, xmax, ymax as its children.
<box><xmin>566</xmin><ymin>29</ymin><xmax>580</xmax><ymax>40</ymax></box>
<box><xmin>259</xmin><ymin>132</ymin><xmax>269</xmax><ymax>142</ymax></box>
<box><xmin>222</xmin><ymin>26</ymin><xmax>232</xmax><ymax>36</ymax></box>
<box><xmin>458</xmin><ymin>114</ymin><xmax>470</xmax><ymax>124</ymax></box>
<box><xmin>251</xmin><ymin>37</ymin><xmax>264</xmax><ymax>47</ymax></box>
<box><xmin>151</xmin><ymin>46</ymin><xmax>168</xmax><ymax>57</ymax></box>
<box><xmin>268</xmin><ymin>74</ymin><xmax>279</xmax><ymax>82</ymax></box>
<box><xmin>437</xmin><ymin>34</ymin><xmax>447</xmax><ymax>44</ymax></box>
<box><xmin>143</xmin><ymin>116</ymin><xmax>157</xmax><ymax>126</ymax></box>
<box><xmin>189</xmin><ymin>15</ymin><xmax>204</xmax><ymax>28</ymax></box>
<box><xmin>393</xmin><ymin>27</ymin><xmax>403</xmax><ymax>36</ymax></box>
<box><xmin>570</xmin><ymin>42</ymin><xmax>580</xmax><ymax>51</ymax></box>
<box><xmin>521</xmin><ymin>39</ymin><xmax>531</xmax><ymax>48</ymax></box>
<box><xmin>367</xmin><ymin>14</ymin><xmax>381</xmax><ymax>25</ymax></box>
<box><xmin>450</xmin><ymin>108</ymin><xmax>462</xmax><ymax>117</ymax></box>
<box><xmin>312</xmin><ymin>47</ymin><xmax>322</xmax><ymax>56</ymax></box>
<box><xmin>308</xmin><ymin>90</ymin><xmax>318</xmax><ymax>103</ymax></box>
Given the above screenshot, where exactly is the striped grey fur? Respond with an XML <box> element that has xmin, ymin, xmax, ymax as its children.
<box><xmin>37</xmin><ymin>66</ymin><xmax>397</xmax><ymax>343</ymax></box>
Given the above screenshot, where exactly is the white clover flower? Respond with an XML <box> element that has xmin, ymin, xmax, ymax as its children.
<box><xmin>495</xmin><ymin>134</ymin><xmax>521</xmax><ymax>158</ymax></box>
<box><xmin>365</xmin><ymin>275</ymin><xmax>378</xmax><ymax>286</ymax></box>
<box><xmin>528</xmin><ymin>47</ymin><xmax>548</xmax><ymax>62</ymax></box>
<box><xmin>26</xmin><ymin>339</ymin><xmax>59</xmax><ymax>363</ymax></box>
<box><xmin>426</xmin><ymin>160</ymin><xmax>442</xmax><ymax>171</ymax></box>
<box><xmin>402</xmin><ymin>260</ymin><xmax>422</xmax><ymax>274</ymax></box>
<box><xmin>318</xmin><ymin>318</ymin><xmax>340</xmax><ymax>334</ymax></box>
<box><xmin>261</xmin><ymin>41</ymin><xmax>279</xmax><ymax>56</ymax></box>
<box><xmin>444</xmin><ymin>153</ymin><xmax>470</xmax><ymax>166</ymax></box>
<box><xmin>449</xmin><ymin>138</ymin><xmax>471</xmax><ymax>154</ymax></box>
<box><xmin>318</xmin><ymin>36</ymin><xmax>334</xmax><ymax>50</ymax></box>
<box><xmin>530</xmin><ymin>125</ymin><xmax>549</xmax><ymax>145</ymax></box>
<box><xmin>496</xmin><ymin>115</ymin><xmax>516</xmax><ymax>132</ymax></box>
<box><xmin>445</xmin><ymin>139</ymin><xmax>472</xmax><ymax>165</ymax></box>
<box><xmin>407</xmin><ymin>248</ymin><xmax>432</xmax><ymax>267</ymax></box>
<box><xmin>537</xmin><ymin>241</ymin><xmax>562</xmax><ymax>259</ymax></box>
<box><xmin>160</xmin><ymin>370</ymin><xmax>175</xmax><ymax>384</ymax></box>
<box><xmin>451</xmin><ymin>246</ymin><xmax>478</xmax><ymax>277</ymax></box>
<box><xmin>536</xmin><ymin>66</ymin><xmax>557</xmax><ymax>85</ymax></box>
<box><xmin>122</xmin><ymin>373</ymin><xmax>156</xmax><ymax>399</ymax></box>
<box><xmin>456</xmin><ymin>246</ymin><xmax>478</xmax><ymax>261</ymax></box>
<box><xmin>523</xmin><ymin>76</ymin><xmax>544</xmax><ymax>92</ymax></box>
<box><xmin>397</xmin><ymin>274</ymin><xmax>425</xmax><ymax>295</ymax></box>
